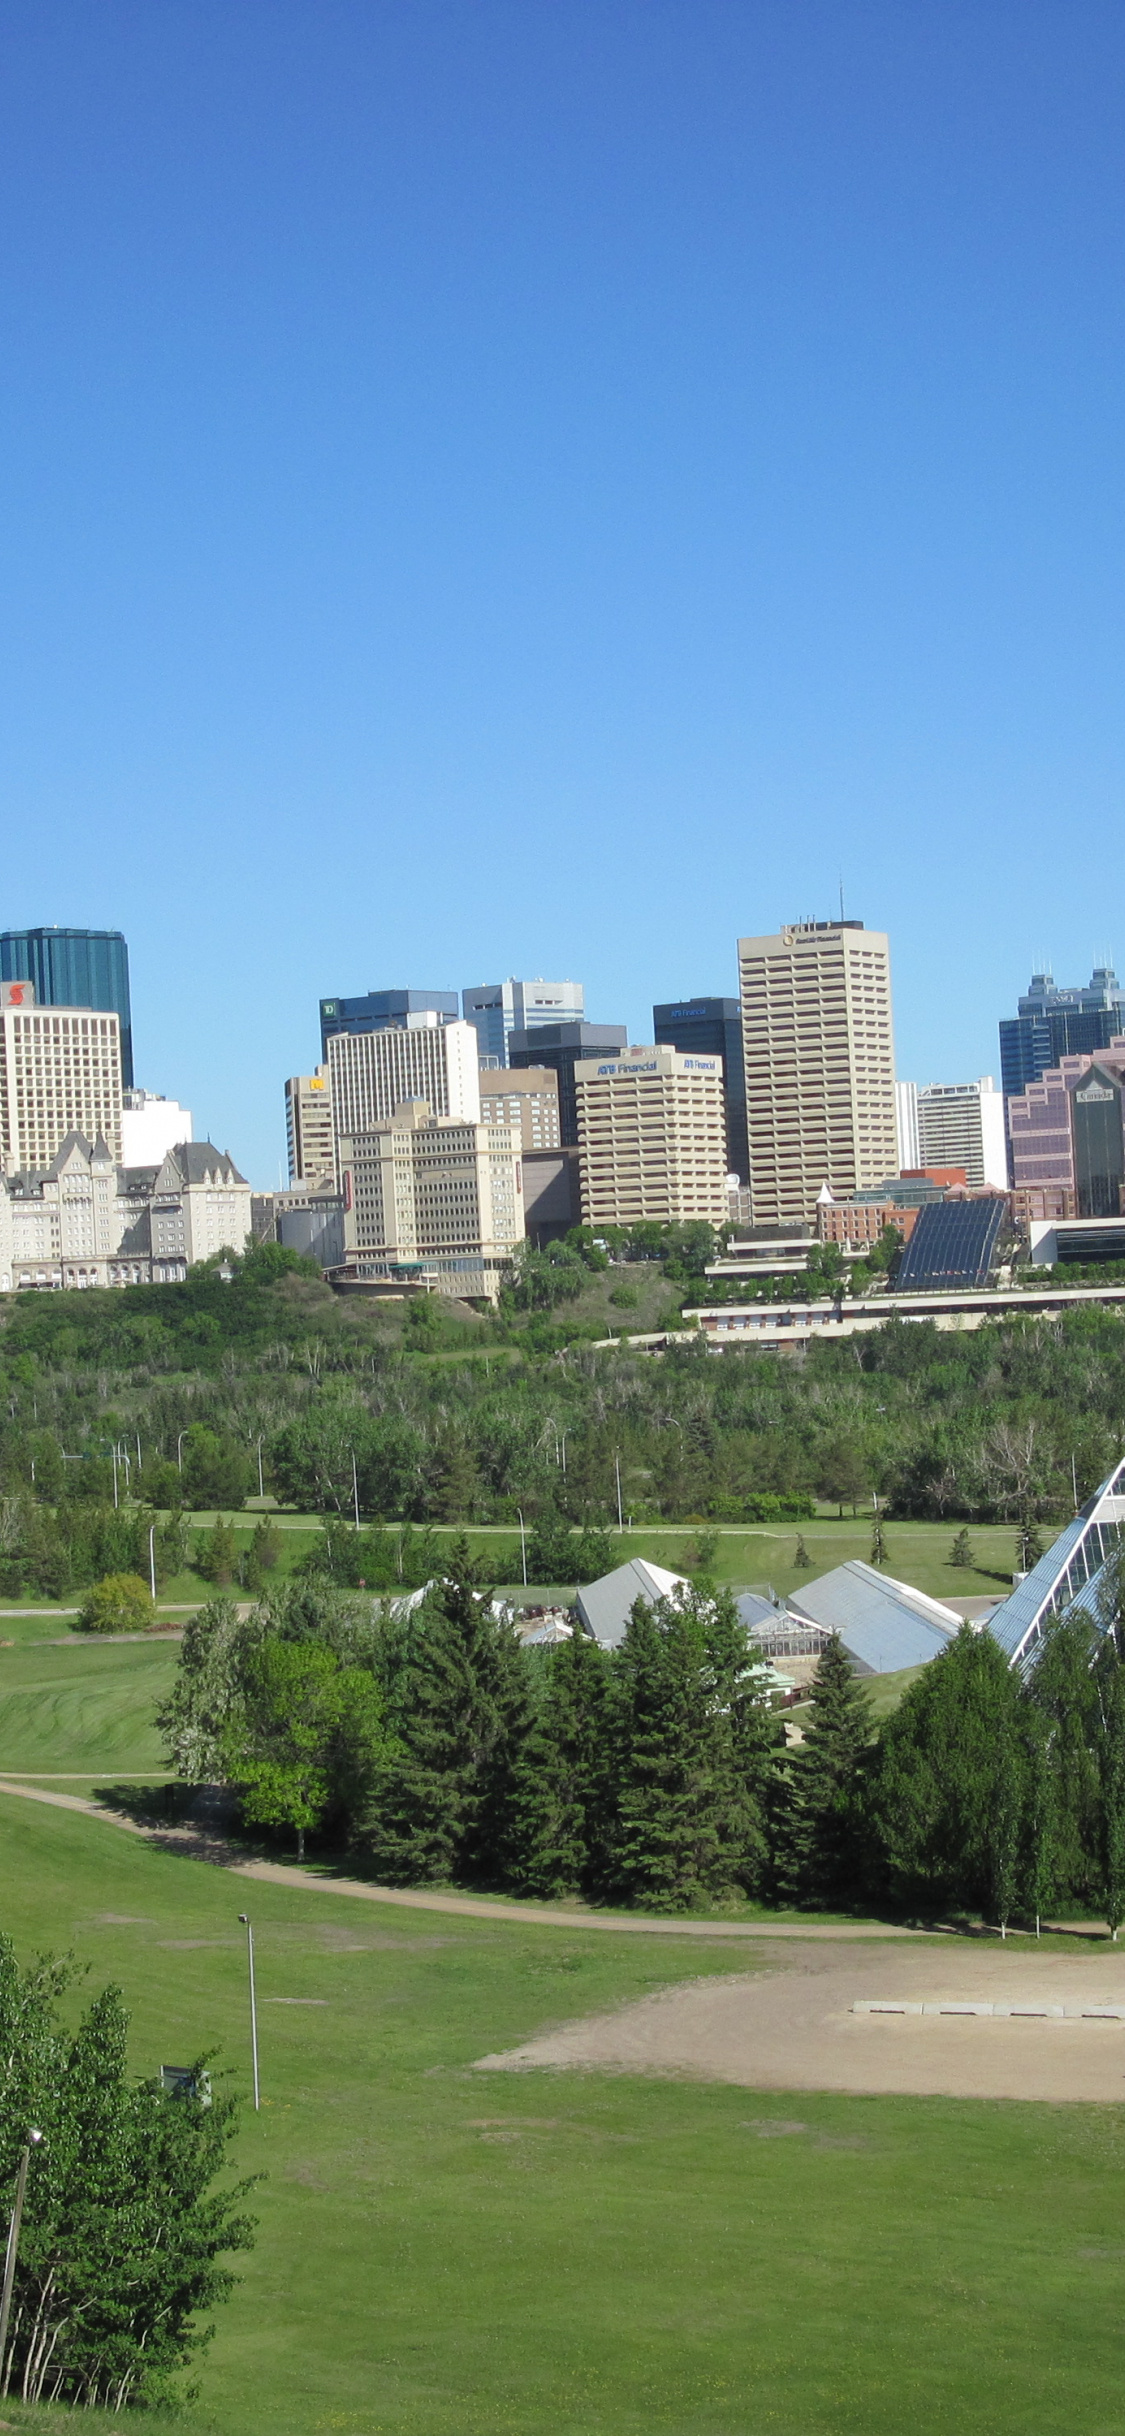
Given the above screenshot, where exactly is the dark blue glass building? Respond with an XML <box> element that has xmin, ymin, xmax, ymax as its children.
<box><xmin>0</xmin><ymin>927</ymin><xmax>133</xmax><ymax>1085</ymax></box>
<box><xmin>653</xmin><ymin>997</ymin><xmax>748</xmax><ymax>1181</ymax></box>
<box><xmin>319</xmin><ymin>989</ymin><xmax>458</xmax><ymax>1062</ymax></box>
<box><xmin>999</xmin><ymin>968</ymin><xmax>1125</xmax><ymax>1101</ymax></box>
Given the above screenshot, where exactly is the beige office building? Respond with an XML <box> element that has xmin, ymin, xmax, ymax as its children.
<box><xmin>326</xmin><ymin>1014</ymin><xmax>481</xmax><ymax>1147</ymax></box>
<box><xmin>737</xmin><ymin>921</ymin><xmax>897</xmax><ymax>1224</ymax></box>
<box><xmin>285</xmin><ymin>1066</ymin><xmax>336</xmax><ymax>1183</ymax></box>
<box><xmin>0</xmin><ymin>988</ymin><xmax>123</xmax><ymax>1171</ymax></box>
<box><xmin>338</xmin><ymin>1101</ymin><xmax>524</xmax><ymax>1301</ymax></box>
<box><xmin>478</xmin><ymin>1065</ymin><xmax>561</xmax><ymax>1151</ymax></box>
<box><xmin>575</xmin><ymin>1046</ymin><xmax>728</xmax><ymax>1228</ymax></box>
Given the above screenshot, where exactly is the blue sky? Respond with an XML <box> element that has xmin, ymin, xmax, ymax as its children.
<box><xmin>1</xmin><ymin>1</ymin><xmax>1123</xmax><ymax>1182</ymax></box>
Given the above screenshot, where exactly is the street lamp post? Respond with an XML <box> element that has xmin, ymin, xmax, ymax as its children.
<box><xmin>176</xmin><ymin>1430</ymin><xmax>188</xmax><ymax>1472</ymax></box>
<box><xmin>351</xmin><ymin>1451</ymin><xmax>360</xmax><ymax>1529</ymax></box>
<box><xmin>615</xmin><ymin>1454</ymin><xmax>623</xmax><ymax>1531</ymax></box>
<box><xmin>256</xmin><ymin>1436</ymin><xmax>264</xmax><ymax>1500</ymax></box>
<box><xmin>111</xmin><ymin>1443</ymin><xmax>119</xmax><ymax>1510</ymax></box>
<box><xmin>516</xmin><ymin>1507</ymin><xmax>528</xmax><ymax>1586</ymax></box>
<box><xmin>237</xmin><ymin>1916</ymin><xmax>260</xmax><ymax>2111</ymax></box>
<box><xmin>148</xmin><ymin>1522</ymin><xmax>157</xmax><ymax>1603</ymax></box>
<box><xmin>0</xmin><ymin>2129</ymin><xmax>43</xmax><ymax>2381</ymax></box>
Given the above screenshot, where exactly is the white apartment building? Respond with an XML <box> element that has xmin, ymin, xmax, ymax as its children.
<box><xmin>0</xmin><ymin>988</ymin><xmax>123</xmax><ymax>1171</ymax></box>
<box><xmin>338</xmin><ymin>1101</ymin><xmax>524</xmax><ymax>1301</ymax></box>
<box><xmin>326</xmin><ymin>1014</ymin><xmax>481</xmax><ymax>1151</ymax></box>
<box><xmin>121</xmin><ymin>1090</ymin><xmax>194</xmax><ymax>1167</ymax></box>
<box><xmin>285</xmin><ymin>1066</ymin><xmax>336</xmax><ymax>1183</ymax></box>
<box><xmin>0</xmin><ymin>1133</ymin><xmax>251</xmax><ymax>1291</ymax></box>
<box><xmin>738</xmin><ymin>921</ymin><xmax>897</xmax><ymax>1224</ymax></box>
<box><xmin>896</xmin><ymin>1077</ymin><xmax>1008</xmax><ymax>1190</ymax></box>
<box><xmin>574</xmin><ymin>1046</ymin><xmax>729</xmax><ymax>1228</ymax></box>
<box><xmin>478</xmin><ymin>1066</ymin><xmax>561</xmax><ymax>1151</ymax></box>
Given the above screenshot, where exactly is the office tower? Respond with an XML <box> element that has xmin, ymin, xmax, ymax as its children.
<box><xmin>575</xmin><ymin>1045</ymin><xmax>728</xmax><ymax>1228</ymax></box>
<box><xmin>326</xmin><ymin>1015</ymin><xmax>481</xmax><ymax>1146</ymax></box>
<box><xmin>510</xmin><ymin>1021</ymin><xmax>628</xmax><ymax>1146</ymax></box>
<box><xmin>478</xmin><ymin>1066</ymin><xmax>561</xmax><ymax>1151</ymax></box>
<box><xmin>121</xmin><ymin>1091</ymin><xmax>193</xmax><ymax>1168</ymax></box>
<box><xmin>0</xmin><ymin>985</ymin><xmax>122</xmax><ymax>1169</ymax></box>
<box><xmin>1008</xmin><ymin>1042</ymin><xmax>1125</xmax><ymax>1221</ymax></box>
<box><xmin>999</xmin><ymin>967</ymin><xmax>1125</xmax><ymax>1103</ymax></box>
<box><xmin>462</xmin><ymin>978</ymin><xmax>585</xmax><ymax>1065</ymax></box>
<box><xmin>653</xmin><ymin>996</ymin><xmax>748</xmax><ymax>1182</ymax></box>
<box><xmin>319</xmin><ymin>988</ymin><xmax>458</xmax><ymax>1063</ymax></box>
<box><xmin>337</xmin><ymin>1102</ymin><xmax>525</xmax><ymax>1300</ymax></box>
<box><xmin>0</xmin><ymin>927</ymin><xmax>133</xmax><ymax>1086</ymax></box>
<box><xmin>737</xmin><ymin>920</ymin><xmax>897</xmax><ymax>1224</ymax></box>
<box><xmin>895</xmin><ymin>1078</ymin><xmax>1007</xmax><ymax>1191</ymax></box>
<box><xmin>285</xmin><ymin>1067</ymin><xmax>335</xmax><ymax>1183</ymax></box>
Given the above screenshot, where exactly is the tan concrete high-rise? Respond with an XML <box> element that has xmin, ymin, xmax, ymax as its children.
<box><xmin>0</xmin><ymin>991</ymin><xmax>123</xmax><ymax>1171</ymax></box>
<box><xmin>285</xmin><ymin>1067</ymin><xmax>336</xmax><ymax>1184</ymax></box>
<box><xmin>737</xmin><ymin>921</ymin><xmax>897</xmax><ymax>1223</ymax></box>
<box><xmin>575</xmin><ymin>1046</ymin><xmax>728</xmax><ymax>1228</ymax></box>
<box><xmin>338</xmin><ymin>1101</ymin><xmax>524</xmax><ymax>1302</ymax></box>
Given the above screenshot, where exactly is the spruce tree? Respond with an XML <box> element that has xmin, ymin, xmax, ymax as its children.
<box><xmin>773</xmin><ymin>1634</ymin><xmax>872</xmax><ymax>1908</ymax></box>
<box><xmin>505</xmin><ymin>1628</ymin><xmax>612</xmax><ymax>1898</ymax></box>
<box><xmin>608</xmin><ymin>1591</ymin><xmax>760</xmax><ymax>1913</ymax></box>
<box><xmin>949</xmin><ymin>1528</ymin><xmax>974</xmax><ymax>1569</ymax></box>
<box><xmin>872</xmin><ymin>1624</ymin><xmax>1025</xmax><ymax>1916</ymax></box>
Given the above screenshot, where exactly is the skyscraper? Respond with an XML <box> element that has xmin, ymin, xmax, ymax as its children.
<box><xmin>0</xmin><ymin>989</ymin><xmax>123</xmax><ymax>1168</ymax></box>
<box><xmin>652</xmin><ymin>996</ymin><xmax>748</xmax><ymax>1181</ymax></box>
<box><xmin>462</xmin><ymin>978</ymin><xmax>585</xmax><ymax>1064</ymax></box>
<box><xmin>509</xmin><ymin>1021</ymin><xmax>628</xmax><ymax>1145</ymax></box>
<box><xmin>575</xmin><ymin>1046</ymin><xmax>729</xmax><ymax>1228</ymax></box>
<box><xmin>0</xmin><ymin>928</ymin><xmax>133</xmax><ymax>1086</ymax></box>
<box><xmin>999</xmin><ymin>968</ymin><xmax>1125</xmax><ymax>1101</ymax></box>
<box><xmin>319</xmin><ymin>988</ymin><xmax>458</xmax><ymax>1063</ymax></box>
<box><xmin>325</xmin><ymin>1014</ymin><xmax>481</xmax><ymax>1145</ymax></box>
<box><xmin>895</xmin><ymin>1078</ymin><xmax>1008</xmax><ymax>1190</ymax></box>
<box><xmin>737</xmin><ymin>920</ymin><xmax>897</xmax><ymax>1224</ymax></box>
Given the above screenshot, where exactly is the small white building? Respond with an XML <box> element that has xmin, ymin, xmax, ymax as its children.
<box><xmin>121</xmin><ymin>1091</ymin><xmax>194</xmax><ymax>1167</ymax></box>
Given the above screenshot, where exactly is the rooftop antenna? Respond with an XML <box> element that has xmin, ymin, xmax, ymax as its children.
<box><xmin>838</xmin><ymin>873</ymin><xmax>845</xmax><ymax>924</ymax></box>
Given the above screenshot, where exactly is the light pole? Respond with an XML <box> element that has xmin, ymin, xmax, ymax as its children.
<box><xmin>615</xmin><ymin>1454</ymin><xmax>623</xmax><ymax>1531</ymax></box>
<box><xmin>148</xmin><ymin>1522</ymin><xmax>157</xmax><ymax>1603</ymax></box>
<box><xmin>351</xmin><ymin>1451</ymin><xmax>360</xmax><ymax>1529</ymax></box>
<box><xmin>111</xmin><ymin>1443</ymin><xmax>119</xmax><ymax>1510</ymax></box>
<box><xmin>176</xmin><ymin>1430</ymin><xmax>188</xmax><ymax>1473</ymax></box>
<box><xmin>516</xmin><ymin>1507</ymin><xmax>527</xmax><ymax>1586</ymax></box>
<box><xmin>256</xmin><ymin>1436</ymin><xmax>264</xmax><ymax>1500</ymax></box>
<box><xmin>0</xmin><ymin>2128</ymin><xmax>43</xmax><ymax>2380</ymax></box>
<box><xmin>237</xmin><ymin>1916</ymin><xmax>260</xmax><ymax>2111</ymax></box>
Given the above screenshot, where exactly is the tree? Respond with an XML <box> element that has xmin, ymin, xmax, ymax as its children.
<box><xmin>870</xmin><ymin>1514</ymin><xmax>888</xmax><ymax>1567</ymax></box>
<box><xmin>773</xmin><ymin>1634</ymin><xmax>873</xmax><ymax>1907</ymax></box>
<box><xmin>197</xmin><ymin>1517</ymin><xmax>238</xmax><ymax>1585</ymax></box>
<box><xmin>77</xmin><ymin>1573</ymin><xmax>154</xmax><ymax>1635</ymax></box>
<box><xmin>178</xmin><ymin>1424</ymin><xmax>251</xmax><ymax>1511</ymax></box>
<box><xmin>949</xmin><ymin>1528</ymin><xmax>975</xmax><ymax>1569</ymax></box>
<box><xmin>223</xmin><ymin>1639</ymin><xmax>389</xmax><ymax>1860</ymax></box>
<box><xmin>505</xmin><ymin>1629</ymin><xmax>613</xmax><ymax>1899</ymax></box>
<box><xmin>817</xmin><ymin>1441</ymin><xmax>869</xmax><ymax>1517</ymax></box>
<box><xmin>0</xmin><ymin>1937</ymin><xmax>254</xmax><ymax>2409</ymax></box>
<box><xmin>356</xmin><ymin>1546</ymin><xmax>534</xmax><ymax>1886</ymax></box>
<box><xmin>608</xmin><ymin>1590</ymin><xmax>764</xmax><ymax>1913</ymax></box>
<box><xmin>1016</xmin><ymin>1522</ymin><xmax>1044</xmax><ymax>1573</ymax></box>
<box><xmin>793</xmin><ymin>1535</ymin><xmax>812</xmax><ymax>1569</ymax></box>
<box><xmin>872</xmin><ymin>1626</ymin><xmax>1026</xmax><ymax>1916</ymax></box>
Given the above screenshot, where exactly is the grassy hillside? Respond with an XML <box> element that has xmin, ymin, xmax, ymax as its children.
<box><xmin>0</xmin><ymin>1639</ymin><xmax>178</xmax><ymax>1770</ymax></box>
<box><xmin>0</xmin><ymin>1792</ymin><xmax>1122</xmax><ymax>2435</ymax></box>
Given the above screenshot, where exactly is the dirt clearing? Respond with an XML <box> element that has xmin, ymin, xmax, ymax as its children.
<box><xmin>475</xmin><ymin>1941</ymin><xmax>1125</xmax><ymax>2101</ymax></box>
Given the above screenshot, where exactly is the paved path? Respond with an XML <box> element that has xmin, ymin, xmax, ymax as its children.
<box><xmin>0</xmin><ymin>1775</ymin><xmax>918</xmax><ymax>1938</ymax></box>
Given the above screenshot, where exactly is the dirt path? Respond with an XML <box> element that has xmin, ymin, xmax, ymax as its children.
<box><xmin>475</xmin><ymin>1942</ymin><xmax>1125</xmax><ymax>2100</ymax></box>
<box><xmin>0</xmin><ymin>1776</ymin><xmax>918</xmax><ymax>1939</ymax></box>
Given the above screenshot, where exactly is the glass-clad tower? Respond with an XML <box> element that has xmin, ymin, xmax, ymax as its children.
<box><xmin>0</xmin><ymin>927</ymin><xmax>133</xmax><ymax>1085</ymax></box>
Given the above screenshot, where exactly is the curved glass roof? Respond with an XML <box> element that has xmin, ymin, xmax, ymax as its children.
<box><xmin>987</xmin><ymin>1456</ymin><xmax>1125</xmax><ymax>1668</ymax></box>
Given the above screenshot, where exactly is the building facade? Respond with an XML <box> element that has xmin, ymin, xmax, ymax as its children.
<box><xmin>999</xmin><ymin>967</ymin><xmax>1125</xmax><ymax>1103</ymax></box>
<box><xmin>510</xmin><ymin>1021</ymin><xmax>628</xmax><ymax>1146</ymax></box>
<box><xmin>462</xmin><ymin>978</ymin><xmax>585</xmax><ymax>1065</ymax></box>
<box><xmin>1008</xmin><ymin>1044</ymin><xmax>1125</xmax><ymax>1222</ymax></box>
<box><xmin>326</xmin><ymin>1015</ymin><xmax>481</xmax><ymax>1149</ymax></box>
<box><xmin>285</xmin><ymin>1067</ymin><xmax>336</xmax><ymax>1183</ymax></box>
<box><xmin>737</xmin><ymin>920</ymin><xmax>897</xmax><ymax>1225</ymax></box>
<box><xmin>478</xmin><ymin>1066</ymin><xmax>561</xmax><ymax>1151</ymax></box>
<box><xmin>0</xmin><ymin>989</ymin><xmax>123</xmax><ymax>1170</ymax></box>
<box><xmin>0</xmin><ymin>1134</ymin><xmax>251</xmax><ymax>1291</ymax></box>
<box><xmin>652</xmin><ymin>996</ymin><xmax>749</xmax><ymax>1183</ymax></box>
<box><xmin>0</xmin><ymin>927</ymin><xmax>134</xmax><ymax>1087</ymax></box>
<box><xmin>318</xmin><ymin>987</ymin><xmax>458</xmax><ymax>1063</ymax></box>
<box><xmin>121</xmin><ymin>1091</ymin><xmax>194</xmax><ymax>1168</ymax></box>
<box><xmin>337</xmin><ymin>1101</ymin><xmax>524</xmax><ymax>1300</ymax></box>
<box><xmin>895</xmin><ymin>1077</ymin><xmax>1007</xmax><ymax>1190</ymax></box>
<box><xmin>575</xmin><ymin>1046</ymin><xmax>728</xmax><ymax>1229</ymax></box>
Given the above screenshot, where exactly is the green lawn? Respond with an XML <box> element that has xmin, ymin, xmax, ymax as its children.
<box><xmin>1</xmin><ymin>1792</ymin><xmax>1124</xmax><ymax>2433</ymax></box>
<box><xmin>0</xmin><ymin>1639</ymin><xmax>178</xmax><ymax>1771</ymax></box>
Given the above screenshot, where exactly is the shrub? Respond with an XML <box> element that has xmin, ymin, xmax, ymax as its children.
<box><xmin>78</xmin><ymin>1572</ymin><xmax>156</xmax><ymax>1634</ymax></box>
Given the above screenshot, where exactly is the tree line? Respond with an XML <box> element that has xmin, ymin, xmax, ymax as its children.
<box><xmin>157</xmin><ymin>1552</ymin><xmax>1125</xmax><ymax>1926</ymax></box>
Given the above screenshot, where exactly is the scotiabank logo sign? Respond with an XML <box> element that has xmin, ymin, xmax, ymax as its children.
<box><xmin>0</xmin><ymin>981</ymin><xmax>35</xmax><ymax>1008</ymax></box>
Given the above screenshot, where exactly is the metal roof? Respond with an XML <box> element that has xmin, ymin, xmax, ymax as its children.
<box><xmin>575</xmin><ymin>1559</ymin><xmax>691</xmax><ymax>1649</ymax></box>
<box><xmin>786</xmin><ymin>1561</ymin><xmax>961</xmax><ymax>1675</ymax></box>
<box><xmin>735</xmin><ymin>1591</ymin><xmax>785</xmax><ymax>1633</ymax></box>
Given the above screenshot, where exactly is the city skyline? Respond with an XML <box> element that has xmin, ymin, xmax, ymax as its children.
<box><xmin>0</xmin><ymin>6</ymin><xmax>1122</xmax><ymax>1183</ymax></box>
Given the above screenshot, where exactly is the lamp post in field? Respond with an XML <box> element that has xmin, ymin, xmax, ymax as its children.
<box><xmin>237</xmin><ymin>1916</ymin><xmax>260</xmax><ymax>2111</ymax></box>
<box><xmin>0</xmin><ymin>2128</ymin><xmax>43</xmax><ymax>2379</ymax></box>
